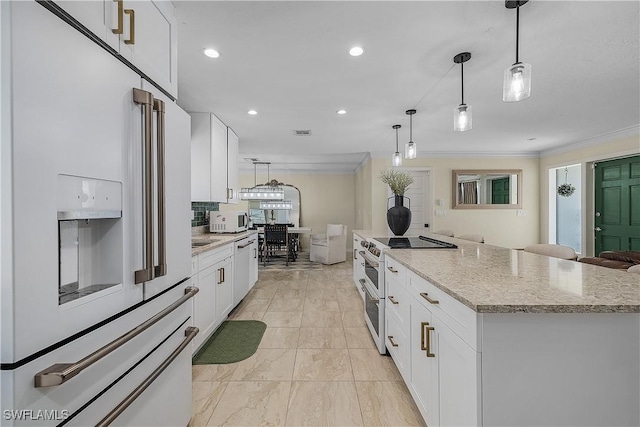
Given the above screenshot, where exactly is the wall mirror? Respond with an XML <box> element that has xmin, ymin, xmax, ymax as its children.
<box><xmin>248</xmin><ymin>180</ymin><xmax>301</xmax><ymax>226</ymax></box>
<box><xmin>452</xmin><ymin>169</ymin><xmax>522</xmax><ymax>209</ymax></box>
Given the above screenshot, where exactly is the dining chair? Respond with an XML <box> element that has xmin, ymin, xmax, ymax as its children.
<box><xmin>523</xmin><ymin>243</ymin><xmax>578</xmax><ymax>261</ymax></box>
<box><xmin>263</xmin><ymin>224</ymin><xmax>289</xmax><ymax>266</ymax></box>
<box><xmin>458</xmin><ymin>234</ymin><xmax>485</xmax><ymax>243</ymax></box>
<box><xmin>309</xmin><ymin>224</ymin><xmax>347</xmax><ymax>265</ymax></box>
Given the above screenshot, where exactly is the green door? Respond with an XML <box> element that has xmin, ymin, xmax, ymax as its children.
<box><xmin>594</xmin><ymin>155</ymin><xmax>640</xmax><ymax>254</ymax></box>
<box><xmin>491</xmin><ymin>177</ymin><xmax>510</xmax><ymax>204</ymax></box>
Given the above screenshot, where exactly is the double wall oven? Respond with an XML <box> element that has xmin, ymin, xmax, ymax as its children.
<box><xmin>359</xmin><ymin>241</ymin><xmax>386</xmax><ymax>354</ymax></box>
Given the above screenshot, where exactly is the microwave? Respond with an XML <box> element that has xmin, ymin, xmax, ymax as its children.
<box><xmin>210</xmin><ymin>211</ymin><xmax>248</xmax><ymax>233</ymax></box>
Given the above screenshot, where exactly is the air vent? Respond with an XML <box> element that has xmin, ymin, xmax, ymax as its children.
<box><xmin>293</xmin><ymin>130</ymin><xmax>312</xmax><ymax>136</ymax></box>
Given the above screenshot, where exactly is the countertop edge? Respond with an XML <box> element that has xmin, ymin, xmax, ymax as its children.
<box><xmin>191</xmin><ymin>230</ymin><xmax>258</xmax><ymax>256</ymax></box>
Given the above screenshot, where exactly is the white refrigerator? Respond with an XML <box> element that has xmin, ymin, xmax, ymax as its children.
<box><xmin>1</xmin><ymin>2</ymin><xmax>195</xmax><ymax>425</ymax></box>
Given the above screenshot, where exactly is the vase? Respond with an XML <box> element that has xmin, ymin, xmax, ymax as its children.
<box><xmin>387</xmin><ymin>195</ymin><xmax>411</xmax><ymax>236</ymax></box>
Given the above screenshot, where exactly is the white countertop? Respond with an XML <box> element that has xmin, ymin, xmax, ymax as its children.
<box><xmin>354</xmin><ymin>230</ymin><xmax>640</xmax><ymax>313</ymax></box>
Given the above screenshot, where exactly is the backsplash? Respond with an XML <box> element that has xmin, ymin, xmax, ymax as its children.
<box><xmin>191</xmin><ymin>202</ymin><xmax>219</xmax><ymax>227</ymax></box>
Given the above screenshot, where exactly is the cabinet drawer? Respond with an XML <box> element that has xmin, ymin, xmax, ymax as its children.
<box><xmin>198</xmin><ymin>244</ymin><xmax>233</xmax><ymax>270</ymax></box>
<box><xmin>408</xmin><ymin>271</ymin><xmax>479</xmax><ymax>351</ymax></box>
<box><xmin>386</xmin><ymin>277</ymin><xmax>410</xmax><ymax>328</ymax></box>
<box><xmin>385</xmin><ymin>315</ymin><xmax>410</xmax><ymax>382</ymax></box>
<box><xmin>385</xmin><ymin>256</ymin><xmax>406</xmax><ymax>284</ymax></box>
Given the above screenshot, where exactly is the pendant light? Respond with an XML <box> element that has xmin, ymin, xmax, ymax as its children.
<box><xmin>392</xmin><ymin>124</ymin><xmax>402</xmax><ymax>167</ymax></box>
<box><xmin>239</xmin><ymin>162</ymin><xmax>285</xmax><ymax>200</ymax></box>
<box><xmin>404</xmin><ymin>109</ymin><xmax>417</xmax><ymax>159</ymax></box>
<box><xmin>503</xmin><ymin>0</ymin><xmax>531</xmax><ymax>102</ymax></box>
<box><xmin>453</xmin><ymin>52</ymin><xmax>472</xmax><ymax>132</ymax></box>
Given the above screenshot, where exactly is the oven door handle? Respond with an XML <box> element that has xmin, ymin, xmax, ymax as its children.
<box><xmin>362</xmin><ymin>282</ymin><xmax>379</xmax><ymax>303</ymax></box>
<box><xmin>362</xmin><ymin>253</ymin><xmax>379</xmax><ymax>268</ymax></box>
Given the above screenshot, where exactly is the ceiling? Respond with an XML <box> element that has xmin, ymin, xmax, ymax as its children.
<box><xmin>175</xmin><ymin>1</ymin><xmax>640</xmax><ymax>171</ymax></box>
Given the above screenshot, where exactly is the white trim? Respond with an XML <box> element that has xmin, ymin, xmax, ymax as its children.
<box><xmin>545</xmin><ymin>149</ymin><xmax>640</xmax><ymax>170</ymax></box>
<box><xmin>540</xmin><ymin>125</ymin><xmax>640</xmax><ymax>157</ymax></box>
<box><xmin>355</xmin><ymin>152</ymin><xmax>372</xmax><ymax>174</ymax></box>
<box><xmin>370</xmin><ymin>150</ymin><xmax>540</xmax><ymax>159</ymax></box>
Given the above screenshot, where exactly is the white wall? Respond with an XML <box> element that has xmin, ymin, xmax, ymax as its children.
<box><xmin>539</xmin><ymin>133</ymin><xmax>640</xmax><ymax>256</ymax></box>
<box><xmin>364</xmin><ymin>156</ymin><xmax>540</xmax><ymax>249</ymax></box>
<box><xmin>219</xmin><ymin>171</ymin><xmax>356</xmax><ymax>251</ymax></box>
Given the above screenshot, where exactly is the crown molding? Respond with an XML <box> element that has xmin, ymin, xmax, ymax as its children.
<box><xmin>369</xmin><ymin>150</ymin><xmax>539</xmax><ymax>159</ymax></box>
<box><xmin>355</xmin><ymin>153</ymin><xmax>372</xmax><ymax>174</ymax></box>
<box><xmin>539</xmin><ymin>125</ymin><xmax>640</xmax><ymax>157</ymax></box>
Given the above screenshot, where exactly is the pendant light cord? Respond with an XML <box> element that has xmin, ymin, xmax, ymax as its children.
<box><xmin>395</xmin><ymin>127</ymin><xmax>399</xmax><ymax>152</ymax></box>
<box><xmin>515</xmin><ymin>3</ymin><xmax>520</xmax><ymax>64</ymax></box>
<box><xmin>409</xmin><ymin>114</ymin><xmax>413</xmax><ymax>141</ymax></box>
<box><xmin>461</xmin><ymin>62</ymin><xmax>465</xmax><ymax>105</ymax></box>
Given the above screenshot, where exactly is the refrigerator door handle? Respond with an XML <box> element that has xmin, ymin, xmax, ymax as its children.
<box><xmin>154</xmin><ymin>98</ymin><xmax>167</xmax><ymax>278</ymax></box>
<box><xmin>95</xmin><ymin>326</ymin><xmax>199</xmax><ymax>427</ymax></box>
<box><xmin>33</xmin><ymin>287</ymin><xmax>199</xmax><ymax>388</ymax></box>
<box><xmin>133</xmin><ymin>88</ymin><xmax>155</xmax><ymax>284</ymax></box>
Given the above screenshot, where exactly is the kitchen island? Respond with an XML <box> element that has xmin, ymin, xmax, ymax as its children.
<box><xmin>356</xmin><ymin>231</ymin><xmax>639</xmax><ymax>427</ymax></box>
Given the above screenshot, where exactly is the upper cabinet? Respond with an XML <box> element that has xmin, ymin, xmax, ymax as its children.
<box><xmin>190</xmin><ymin>113</ymin><xmax>239</xmax><ymax>204</ymax></box>
<box><xmin>54</xmin><ymin>0</ymin><xmax>178</xmax><ymax>97</ymax></box>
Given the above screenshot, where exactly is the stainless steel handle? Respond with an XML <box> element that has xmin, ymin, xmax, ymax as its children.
<box><xmin>124</xmin><ymin>8</ymin><xmax>135</xmax><ymax>45</ymax></box>
<box><xmin>362</xmin><ymin>283</ymin><xmax>379</xmax><ymax>303</ymax></box>
<box><xmin>112</xmin><ymin>0</ymin><xmax>123</xmax><ymax>34</ymax></box>
<box><xmin>388</xmin><ymin>295</ymin><xmax>399</xmax><ymax>305</ymax></box>
<box><xmin>95</xmin><ymin>326</ymin><xmax>199</xmax><ymax>427</ymax></box>
<box><xmin>154</xmin><ymin>98</ymin><xmax>166</xmax><ymax>278</ymax></box>
<box><xmin>387</xmin><ymin>266</ymin><xmax>398</xmax><ymax>273</ymax></box>
<box><xmin>425</xmin><ymin>324</ymin><xmax>435</xmax><ymax>357</ymax></box>
<box><xmin>388</xmin><ymin>336</ymin><xmax>398</xmax><ymax>347</ymax></box>
<box><xmin>133</xmin><ymin>88</ymin><xmax>155</xmax><ymax>284</ymax></box>
<box><xmin>238</xmin><ymin>241</ymin><xmax>252</xmax><ymax>249</ymax></box>
<box><xmin>217</xmin><ymin>268</ymin><xmax>223</xmax><ymax>284</ymax></box>
<box><xmin>420</xmin><ymin>292</ymin><xmax>439</xmax><ymax>305</ymax></box>
<box><xmin>34</xmin><ymin>287</ymin><xmax>199</xmax><ymax>388</ymax></box>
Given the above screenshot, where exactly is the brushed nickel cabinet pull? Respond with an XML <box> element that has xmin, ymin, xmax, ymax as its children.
<box><xmin>96</xmin><ymin>326</ymin><xmax>199</xmax><ymax>427</ymax></box>
<box><xmin>124</xmin><ymin>9</ymin><xmax>135</xmax><ymax>45</ymax></box>
<box><xmin>388</xmin><ymin>336</ymin><xmax>398</xmax><ymax>347</ymax></box>
<box><xmin>420</xmin><ymin>321</ymin><xmax>429</xmax><ymax>351</ymax></box>
<box><xmin>222</xmin><ymin>267</ymin><xmax>225</xmax><ymax>283</ymax></box>
<box><xmin>388</xmin><ymin>296</ymin><xmax>399</xmax><ymax>305</ymax></box>
<box><xmin>133</xmin><ymin>88</ymin><xmax>154</xmax><ymax>284</ymax></box>
<box><xmin>34</xmin><ymin>287</ymin><xmax>199</xmax><ymax>388</ymax></box>
<box><xmin>112</xmin><ymin>0</ymin><xmax>123</xmax><ymax>34</ymax></box>
<box><xmin>153</xmin><ymin>98</ymin><xmax>166</xmax><ymax>278</ymax></box>
<box><xmin>387</xmin><ymin>266</ymin><xmax>398</xmax><ymax>273</ymax></box>
<box><xmin>420</xmin><ymin>292</ymin><xmax>439</xmax><ymax>305</ymax></box>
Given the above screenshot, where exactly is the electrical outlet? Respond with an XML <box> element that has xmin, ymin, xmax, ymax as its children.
<box><xmin>516</xmin><ymin>209</ymin><xmax>527</xmax><ymax>217</ymax></box>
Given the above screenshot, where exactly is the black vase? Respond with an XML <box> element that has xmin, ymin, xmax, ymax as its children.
<box><xmin>387</xmin><ymin>195</ymin><xmax>412</xmax><ymax>236</ymax></box>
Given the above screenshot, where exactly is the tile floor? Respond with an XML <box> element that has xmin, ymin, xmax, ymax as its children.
<box><xmin>190</xmin><ymin>259</ymin><xmax>426</xmax><ymax>427</ymax></box>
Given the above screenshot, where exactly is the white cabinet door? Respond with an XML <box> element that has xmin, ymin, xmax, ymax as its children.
<box><xmin>234</xmin><ymin>239</ymin><xmax>251</xmax><ymax>305</ymax></box>
<box><xmin>210</xmin><ymin>115</ymin><xmax>229</xmax><ymax>203</ymax></box>
<box><xmin>434</xmin><ymin>314</ymin><xmax>480</xmax><ymax>427</ymax></box>
<box><xmin>119</xmin><ymin>1</ymin><xmax>177</xmax><ymax>97</ymax></box>
<box><xmin>249</xmin><ymin>239</ymin><xmax>259</xmax><ymax>288</ymax></box>
<box><xmin>410</xmin><ymin>301</ymin><xmax>439</xmax><ymax>427</ymax></box>
<box><xmin>194</xmin><ymin>264</ymin><xmax>217</xmax><ymax>350</ymax></box>
<box><xmin>55</xmin><ymin>0</ymin><xmax>120</xmax><ymax>49</ymax></box>
<box><xmin>226</xmin><ymin>127</ymin><xmax>239</xmax><ymax>203</ymax></box>
<box><xmin>215</xmin><ymin>257</ymin><xmax>234</xmax><ymax>323</ymax></box>
<box><xmin>190</xmin><ymin>113</ymin><xmax>211</xmax><ymax>201</ymax></box>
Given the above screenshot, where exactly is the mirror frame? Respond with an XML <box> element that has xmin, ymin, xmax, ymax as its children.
<box><xmin>452</xmin><ymin>169</ymin><xmax>523</xmax><ymax>209</ymax></box>
<box><xmin>249</xmin><ymin>179</ymin><xmax>302</xmax><ymax>226</ymax></box>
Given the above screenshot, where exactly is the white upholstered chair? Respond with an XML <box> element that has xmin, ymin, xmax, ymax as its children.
<box><xmin>458</xmin><ymin>234</ymin><xmax>485</xmax><ymax>243</ymax></box>
<box><xmin>434</xmin><ymin>230</ymin><xmax>455</xmax><ymax>237</ymax></box>
<box><xmin>310</xmin><ymin>224</ymin><xmax>347</xmax><ymax>265</ymax></box>
<box><xmin>524</xmin><ymin>243</ymin><xmax>578</xmax><ymax>261</ymax></box>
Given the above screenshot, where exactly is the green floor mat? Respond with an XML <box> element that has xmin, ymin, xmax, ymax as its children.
<box><xmin>192</xmin><ymin>320</ymin><xmax>267</xmax><ymax>364</ymax></box>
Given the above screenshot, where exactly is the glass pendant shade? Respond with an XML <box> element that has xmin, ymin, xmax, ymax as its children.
<box><xmin>453</xmin><ymin>104</ymin><xmax>472</xmax><ymax>132</ymax></box>
<box><xmin>404</xmin><ymin>141</ymin><xmax>416</xmax><ymax>159</ymax></box>
<box><xmin>392</xmin><ymin>151</ymin><xmax>402</xmax><ymax>167</ymax></box>
<box><xmin>503</xmin><ymin>62</ymin><xmax>531</xmax><ymax>102</ymax></box>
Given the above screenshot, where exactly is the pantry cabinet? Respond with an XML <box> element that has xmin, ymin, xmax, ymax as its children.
<box><xmin>190</xmin><ymin>113</ymin><xmax>239</xmax><ymax>204</ymax></box>
<box><xmin>54</xmin><ymin>0</ymin><xmax>178</xmax><ymax>97</ymax></box>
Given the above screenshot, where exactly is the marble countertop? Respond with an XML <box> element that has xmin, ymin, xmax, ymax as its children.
<box><xmin>191</xmin><ymin>229</ymin><xmax>258</xmax><ymax>256</ymax></box>
<box><xmin>354</xmin><ymin>231</ymin><xmax>639</xmax><ymax>313</ymax></box>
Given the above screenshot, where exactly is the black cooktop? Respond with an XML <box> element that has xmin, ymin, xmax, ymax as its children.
<box><xmin>373</xmin><ymin>236</ymin><xmax>458</xmax><ymax>249</ymax></box>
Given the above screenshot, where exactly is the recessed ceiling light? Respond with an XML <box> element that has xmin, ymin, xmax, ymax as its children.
<box><xmin>349</xmin><ymin>46</ymin><xmax>364</xmax><ymax>57</ymax></box>
<box><xmin>203</xmin><ymin>48</ymin><xmax>220</xmax><ymax>58</ymax></box>
<box><xmin>247</xmin><ymin>110</ymin><xmax>258</xmax><ymax>115</ymax></box>
<box><xmin>337</xmin><ymin>109</ymin><xmax>347</xmax><ymax>115</ymax></box>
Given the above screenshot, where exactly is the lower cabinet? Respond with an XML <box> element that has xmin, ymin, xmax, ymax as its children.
<box><xmin>249</xmin><ymin>239</ymin><xmax>259</xmax><ymax>288</ymax></box>
<box><xmin>214</xmin><ymin>256</ymin><xmax>234</xmax><ymax>322</ymax></box>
